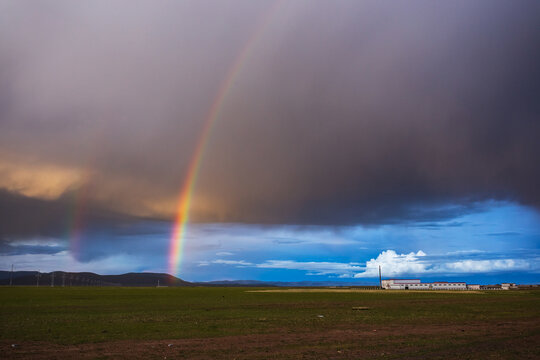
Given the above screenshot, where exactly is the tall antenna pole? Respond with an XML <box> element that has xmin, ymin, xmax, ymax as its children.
<box><xmin>379</xmin><ymin>265</ymin><xmax>382</xmax><ymax>289</ymax></box>
<box><xmin>36</xmin><ymin>271</ymin><xmax>41</xmax><ymax>287</ymax></box>
<box><xmin>9</xmin><ymin>264</ymin><xmax>13</xmax><ymax>286</ymax></box>
<box><xmin>51</xmin><ymin>272</ymin><xmax>55</xmax><ymax>287</ymax></box>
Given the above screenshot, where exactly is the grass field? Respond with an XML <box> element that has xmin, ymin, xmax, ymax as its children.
<box><xmin>1</xmin><ymin>287</ymin><xmax>539</xmax><ymax>359</ymax></box>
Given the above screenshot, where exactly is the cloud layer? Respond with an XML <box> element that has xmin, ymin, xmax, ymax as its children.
<box><xmin>2</xmin><ymin>213</ymin><xmax>538</xmax><ymax>282</ymax></box>
<box><xmin>0</xmin><ymin>0</ymin><xmax>539</xmax><ymax>229</ymax></box>
<box><xmin>200</xmin><ymin>249</ymin><xmax>538</xmax><ymax>279</ymax></box>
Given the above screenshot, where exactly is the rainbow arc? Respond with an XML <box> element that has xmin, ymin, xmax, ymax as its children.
<box><xmin>168</xmin><ymin>1</ymin><xmax>284</xmax><ymax>276</ymax></box>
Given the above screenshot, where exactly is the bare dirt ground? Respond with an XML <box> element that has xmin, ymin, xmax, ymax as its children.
<box><xmin>3</xmin><ymin>319</ymin><xmax>538</xmax><ymax>359</ymax></box>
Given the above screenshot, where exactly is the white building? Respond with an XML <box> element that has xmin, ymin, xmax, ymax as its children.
<box><xmin>501</xmin><ymin>283</ymin><xmax>517</xmax><ymax>290</ymax></box>
<box><xmin>430</xmin><ymin>281</ymin><xmax>467</xmax><ymax>290</ymax></box>
<box><xmin>382</xmin><ymin>279</ymin><xmax>467</xmax><ymax>290</ymax></box>
<box><xmin>382</xmin><ymin>279</ymin><xmax>420</xmax><ymax>289</ymax></box>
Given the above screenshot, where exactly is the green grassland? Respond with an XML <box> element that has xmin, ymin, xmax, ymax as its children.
<box><xmin>1</xmin><ymin>287</ymin><xmax>539</xmax><ymax>358</ymax></box>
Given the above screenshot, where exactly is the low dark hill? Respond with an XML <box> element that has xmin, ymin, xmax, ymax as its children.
<box><xmin>103</xmin><ymin>272</ymin><xmax>190</xmax><ymax>287</ymax></box>
<box><xmin>0</xmin><ymin>271</ymin><xmax>190</xmax><ymax>287</ymax></box>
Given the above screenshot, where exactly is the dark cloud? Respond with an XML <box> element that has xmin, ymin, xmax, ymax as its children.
<box><xmin>0</xmin><ymin>189</ymin><xmax>169</xmax><ymax>262</ymax></box>
<box><xmin>196</xmin><ymin>0</ymin><xmax>540</xmax><ymax>224</ymax></box>
<box><xmin>0</xmin><ymin>189</ymin><xmax>141</xmax><ymax>240</ymax></box>
<box><xmin>0</xmin><ymin>1</ymin><xmax>539</xmax><ymax>227</ymax></box>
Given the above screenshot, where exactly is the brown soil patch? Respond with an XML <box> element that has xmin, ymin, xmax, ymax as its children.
<box><xmin>2</xmin><ymin>319</ymin><xmax>538</xmax><ymax>359</ymax></box>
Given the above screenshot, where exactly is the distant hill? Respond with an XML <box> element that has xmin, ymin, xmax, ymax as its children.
<box><xmin>0</xmin><ymin>271</ymin><xmax>379</xmax><ymax>287</ymax></box>
<box><xmin>196</xmin><ymin>280</ymin><xmax>377</xmax><ymax>287</ymax></box>
<box><xmin>199</xmin><ymin>280</ymin><xmax>274</xmax><ymax>287</ymax></box>
<box><xmin>0</xmin><ymin>271</ymin><xmax>190</xmax><ymax>287</ymax></box>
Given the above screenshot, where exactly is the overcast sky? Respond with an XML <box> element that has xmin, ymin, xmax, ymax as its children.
<box><xmin>1</xmin><ymin>1</ymin><xmax>539</xmax><ymax>283</ymax></box>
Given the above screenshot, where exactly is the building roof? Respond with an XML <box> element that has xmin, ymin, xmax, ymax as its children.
<box><xmin>385</xmin><ymin>279</ymin><xmax>467</xmax><ymax>285</ymax></box>
<box><xmin>384</xmin><ymin>279</ymin><xmax>420</xmax><ymax>281</ymax></box>
<box><xmin>390</xmin><ymin>282</ymin><xmax>466</xmax><ymax>285</ymax></box>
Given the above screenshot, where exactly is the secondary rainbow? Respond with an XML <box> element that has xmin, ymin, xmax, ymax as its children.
<box><xmin>168</xmin><ymin>1</ymin><xmax>284</xmax><ymax>276</ymax></box>
<box><xmin>67</xmin><ymin>171</ymin><xmax>91</xmax><ymax>260</ymax></box>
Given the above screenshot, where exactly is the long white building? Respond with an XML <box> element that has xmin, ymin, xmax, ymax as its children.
<box><xmin>381</xmin><ymin>279</ymin><xmax>467</xmax><ymax>290</ymax></box>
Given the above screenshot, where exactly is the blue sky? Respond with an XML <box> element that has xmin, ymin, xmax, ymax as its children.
<box><xmin>2</xmin><ymin>200</ymin><xmax>539</xmax><ymax>284</ymax></box>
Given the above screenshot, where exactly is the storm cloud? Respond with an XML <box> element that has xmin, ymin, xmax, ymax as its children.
<box><xmin>1</xmin><ymin>0</ymin><xmax>539</xmax><ymax>228</ymax></box>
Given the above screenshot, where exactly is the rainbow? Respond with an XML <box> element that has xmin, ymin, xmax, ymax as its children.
<box><xmin>168</xmin><ymin>1</ymin><xmax>284</xmax><ymax>276</ymax></box>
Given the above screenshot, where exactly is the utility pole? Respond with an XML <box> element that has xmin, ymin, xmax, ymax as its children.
<box><xmin>9</xmin><ymin>264</ymin><xmax>13</xmax><ymax>286</ymax></box>
<box><xmin>36</xmin><ymin>271</ymin><xmax>41</xmax><ymax>287</ymax></box>
<box><xmin>379</xmin><ymin>265</ymin><xmax>382</xmax><ymax>289</ymax></box>
<box><xmin>51</xmin><ymin>272</ymin><xmax>55</xmax><ymax>287</ymax></box>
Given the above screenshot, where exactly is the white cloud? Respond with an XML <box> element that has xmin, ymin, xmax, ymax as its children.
<box><xmin>353</xmin><ymin>250</ymin><xmax>539</xmax><ymax>277</ymax></box>
<box><xmin>8</xmin><ymin>237</ymin><xmax>65</xmax><ymax>247</ymax></box>
<box><xmin>216</xmin><ymin>252</ymin><xmax>234</xmax><ymax>256</ymax></box>
<box><xmin>445</xmin><ymin>249</ymin><xmax>486</xmax><ymax>256</ymax></box>
<box><xmin>442</xmin><ymin>259</ymin><xmax>532</xmax><ymax>273</ymax></box>
<box><xmin>354</xmin><ymin>250</ymin><xmax>427</xmax><ymax>278</ymax></box>
<box><xmin>255</xmin><ymin>260</ymin><xmax>363</xmax><ymax>276</ymax></box>
<box><xmin>197</xmin><ymin>258</ymin><xmax>363</xmax><ymax>276</ymax></box>
<box><xmin>211</xmin><ymin>259</ymin><xmax>254</xmax><ymax>266</ymax></box>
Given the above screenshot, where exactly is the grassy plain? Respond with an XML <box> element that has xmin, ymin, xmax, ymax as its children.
<box><xmin>1</xmin><ymin>287</ymin><xmax>539</xmax><ymax>359</ymax></box>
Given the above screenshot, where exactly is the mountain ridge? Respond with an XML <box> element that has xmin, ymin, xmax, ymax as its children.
<box><xmin>0</xmin><ymin>271</ymin><xmax>383</xmax><ymax>287</ymax></box>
